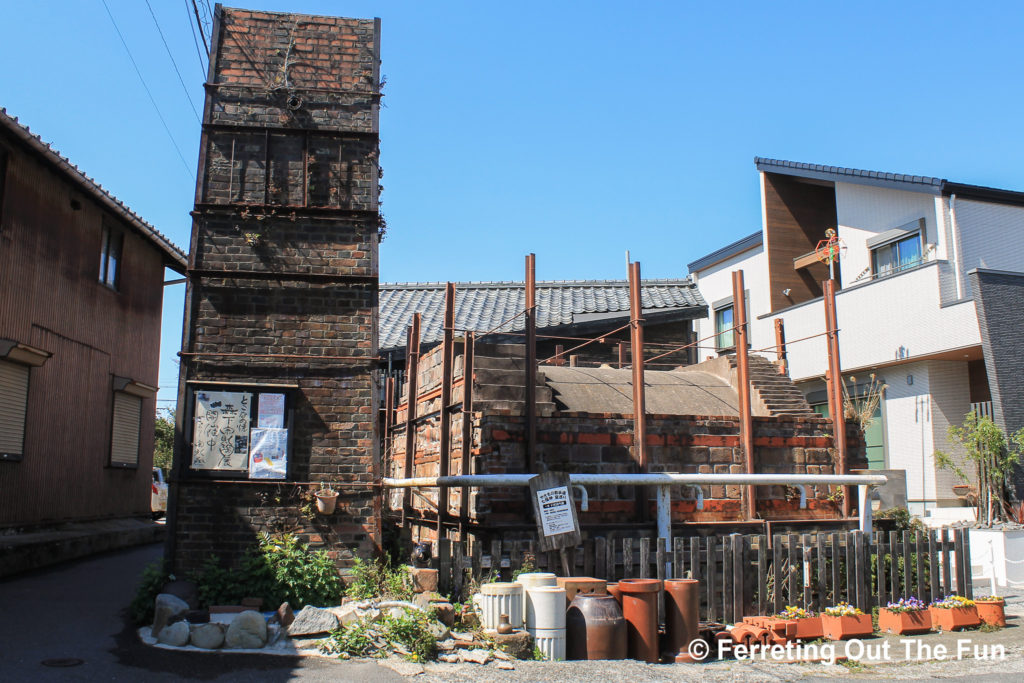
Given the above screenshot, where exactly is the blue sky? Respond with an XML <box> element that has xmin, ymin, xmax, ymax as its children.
<box><xmin>3</xmin><ymin>1</ymin><xmax>1024</xmax><ymax>410</ymax></box>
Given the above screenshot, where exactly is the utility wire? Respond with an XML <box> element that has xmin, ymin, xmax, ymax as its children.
<box><xmin>145</xmin><ymin>0</ymin><xmax>200</xmax><ymax>124</ymax></box>
<box><xmin>184</xmin><ymin>0</ymin><xmax>207</xmax><ymax>76</ymax></box>
<box><xmin>190</xmin><ymin>0</ymin><xmax>209</xmax><ymax>56</ymax></box>
<box><xmin>100</xmin><ymin>0</ymin><xmax>194</xmax><ymax>181</ymax></box>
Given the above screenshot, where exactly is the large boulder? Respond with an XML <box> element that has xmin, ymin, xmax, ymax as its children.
<box><xmin>225</xmin><ymin>610</ymin><xmax>268</xmax><ymax>649</ymax></box>
<box><xmin>156</xmin><ymin>621</ymin><xmax>190</xmax><ymax>647</ymax></box>
<box><xmin>190</xmin><ymin>622</ymin><xmax>226</xmax><ymax>649</ymax></box>
<box><xmin>152</xmin><ymin>593</ymin><xmax>190</xmax><ymax>638</ymax></box>
<box><xmin>287</xmin><ymin>605</ymin><xmax>339</xmax><ymax>637</ymax></box>
<box><xmin>492</xmin><ymin>630</ymin><xmax>534</xmax><ymax>660</ymax></box>
<box><xmin>160</xmin><ymin>579</ymin><xmax>199</xmax><ymax>609</ymax></box>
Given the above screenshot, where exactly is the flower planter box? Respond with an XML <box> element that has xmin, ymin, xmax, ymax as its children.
<box><xmin>929</xmin><ymin>605</ymin><xmax>980</xmax><ymax>631</ymax></box>
<box><xmin>793</xmin><ymin>616</ymin><xmax>823</xmax><ymax>640</ymax></box>
<box><xmin>822</xmin><ymin>614</ymin><xmax>873</xmax><ymax>640</ymax></box>
<box><xmin>975</xmin><ymin>600</ymin><xmax>1006</xmax><ymax>628</ymax></box>
<box><xmin>878</xmin><ymin>609</ymin><xmax>931</xmax><ymax>635</ymax></box>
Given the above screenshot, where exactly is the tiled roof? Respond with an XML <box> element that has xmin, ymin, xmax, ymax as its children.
<box><xmin>687</xmin><ymin>231</ymin><xmax>762</xmax><ymax>273</ymax></box>
<box><xmin>0</xmin><ymin>108</ymin><xmax>188</xmax><ymax>272</ymax></box>
<box><xmin>379</xmin><ymin>279</ymin><xmax>706</xmax><ymax>352</ymax></box>
<box><xmin>754</xmin><ymin>156</ymin><xmax>943</xmax><ymax>190</ymax></box>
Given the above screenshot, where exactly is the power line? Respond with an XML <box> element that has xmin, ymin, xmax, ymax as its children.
<box><xmin>183</xmin><ymin>0</ymin><xmax>207</xmax><ymax>76</ymax></box>
<box><xmin>145</xmin><ymin>0</ymin><xmax>201</xmax><ymax>124</ymax></box>
<box><xmin>100</xmin><ymin>0</ymin><xmax>194</xmax><ymax>181</ymax></box>
<box><xmin>190</xmin><ymin>0</ymin><xmax>209</xmax><ymax>56</ymax></box>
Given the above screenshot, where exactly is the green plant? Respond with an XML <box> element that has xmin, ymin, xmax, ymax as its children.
<box><xmin>531</xmin><ymin>645</ymin><xmax>545</xmax><ymax>661</ymax></box>
<box><xmin>346</xmin><ymin>557</ymin><xmax>413</xmax><ymax>601</ymax></box>
<box><xmin>153</xmin><ymin>409</ymin><xmax>174</xmax><ymax>473</ymax></box>
<box><xmin>875</xmin><ymin>506</ymin><xmax>926</xmax><ymax>532</ymax></box>
<box><xmin>380</xmin><ymin>609</ymin><xmax>439</xmax><ymax>662</ymax></box>
<box><xmin>935</xmin><ymin>411</ymin><xmax>1024</xmax><ymax>524</ymax></box>
<box><xmin>321</xmin><ymin>618</ymin><xmax>376</xmax><ymax>659</ymax></box>
<box><xmin>130</xmin><ymin>559</ymin><xmax>171</xmax><ymax>625</ymax></box>
<box><xmin>511</xmin><ymin>558</ymin><xmax>536</xmax><ymax>581</ymax></box>
<box><xmin>842</xmin><ymin>373</ymin><xmax>888</xmax><ymax>431</ymax></box>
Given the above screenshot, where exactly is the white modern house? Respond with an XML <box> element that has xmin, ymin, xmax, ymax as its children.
<box><xmin>689</xmin><ymin>158</ymin><xmax>1024</xmax><ymax>519</ymax></box>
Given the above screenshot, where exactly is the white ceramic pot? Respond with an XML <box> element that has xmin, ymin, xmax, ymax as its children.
<box><xmin>528</xmin><ymin>627</ymin><xmax>566</xmax><ymax>661</ymax></box>
<box><xmin>476</xmin><ymin>582</ymin><xmax>523</xmax><ymax>630</ymax></box>
<box><xmin>526</xmin><ymin>585</ymin><xmax>566</xmax><ymax>630</ymax></box>
<box><xmin>515</xmin><ymin>572</ymin><xmax>556</xmax><ymax>627</ymax></box>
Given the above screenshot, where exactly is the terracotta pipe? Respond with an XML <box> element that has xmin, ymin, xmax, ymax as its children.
<box><xmin>618</xmin><ymin>578</ymin><xmax>661</xmax><ymax>663</ymax></box>
<box><xmin>664</xmin><ymin>579</ymin><xmax>700</xmax><ymax>663</ymax></box>
<box><xmin>607</xmin><ymin>582</ymin><xmax>623</xmax><ymax>605</ymax></box>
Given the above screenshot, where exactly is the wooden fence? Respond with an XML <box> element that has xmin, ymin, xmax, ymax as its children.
<box><xmin>435</xmin><ymin>528</ymin><xmax>972</xmax><ymax>623</ymax></box>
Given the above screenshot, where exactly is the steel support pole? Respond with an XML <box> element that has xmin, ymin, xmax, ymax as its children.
<box><xmin>823</xmin><ymin>279</ymin><xmax>850</xmax><ymax>517</ymax></box>
<box><xmin>401</xmin><ymin>313</ymin><xmax>421</xmax><ymax>528</ymax></box>
<box><xmin>629</xmin><ymin>261</ymin><xmax>649</xmax><ymax>522</ymax></box>
<box><xmin>774</xmin><ymin>318</ymin><xmax>788</xmax><ymax>376</ymax></box>
<box><xmin>619</xmin><ymin>341</ymin><xmax>627</xmax><ymax>369</ymax></box>
<box><xmin>526</xmin><ymin>254</ymin><xmax>537</xmax><ymax>473</ymax></box>
<box><xmin>459</xmin><ymin>332</ymin><xmax>474</xmax><ymax>544</ymax></box>
<box><xmin>733</xmin><ymin>271</ymin><xmax>756</xmax><ymax>520</ymax></box>
<box><xmin>438</xmin><ymin>283</ymin><xmax>455</xmax><ymax>534</ymax></box>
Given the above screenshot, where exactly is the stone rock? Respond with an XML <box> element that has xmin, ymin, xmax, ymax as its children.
<box><xmin>497</xmin><ymin>662</ymin><xmax>515</xmax><ymax>670</ymax></box>
<box><xmin>459</xmin><ymin>649</ymin><xmax>491</xmax><ymax>664</ymax></box>
<box><xmin>276</xmin><ymin>602</ymin><xmax>295</xmax><ymax>628</ymax></box>
<box><xmin>492</xmin><ymin>630</ymin><xmax>534</xmax><ymax>660</ymax></box>
<box><xmin>413</xmin><ymin>592</ymin><xmax>443</xmax><ymax>610</ymax></box>
<box><xmin>437</xmin><ymin>638</ymin><xmax>456</xmax><ymax>651</ymax></box>
<box><xmin>161</xmin><ymin>579</ymin><xmax>199</xmax><ymax>609</ymax></box>
<box><xmin>383</xmin><ymin>659</ymin><xmax>425</xmax><ymax>676</ymax></box>
<box><xmin>157</xmin><ymin>621</ymin><xmax>190</xmax><ymax>647</ymax></box>
<box><xmin>152</xmin><ymin>593</ymin><xmax>190</xmax><ymax>639</ymax></box>
<box><xmin>287</xmin><ymin>605</ymin><xmax>339</xmax><ymax>637</ymax></box>
<box><xmin>225</xmin><ymin>610</ymin><xmax>268</xmax><ymax>649</ymax></box>
<box><xmin>407</xmin><ymin>567</ymin><xmax>438</xmax><ymax>593</ymax></box>
<box><xmin>438</xmin><ymin>653</ymin><xmax>460</xmax><ymax>663</ymax></box>
<box><xmin>190</xmin><ymin>623</ymin><xmax>226</xmax><ymax>649</ymax></box>
<box><xmin>431</xmin><ymin>602</ymin><xmax>455</xmax><ymax>627</ymax></box>
<box><xmin>427</xmin><ymin>619</ymin><xmax>450</xmax><ymax>642</ymax></box>
<box><xmin>328</xmin><ymin>604</ymin><xmax>363</xmax><ymax>626</ymax></box>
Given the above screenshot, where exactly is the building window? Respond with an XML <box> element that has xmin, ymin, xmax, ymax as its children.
<box><xmin>715</xmin><ymin>305</ymin><xmax>734</xmax><ymax>350</ymax></box>
<box><xmin>0</xmin><ymin>359</ymin><xmax>29</xmax><ymax>461</ymax></box>
<box><xmin>110</xmin><ymin>391</ymin><xmax>142</xmax><ymax>467</ymax></box>
<box><xmin>869</xmin><ymin>221</ymin><xmax>924</xmax><ymax>279</ymax></box>
<box><xmin>99</xmin><ymin>223</ymin><xmax>123</xmax><ymax>290</ymax></box>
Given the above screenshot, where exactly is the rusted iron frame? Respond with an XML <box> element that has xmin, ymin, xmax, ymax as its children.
<box><xmin>628</xmin><ymin>262</ymin><xmax>649</xmax><ymax>523</ymax></box>
<box><xmin>618</xmin><ymin>341</ymin><xmax>627</xmax><ymax>369</ymax></box>
<box><xmin>774</xmin><ymin>319</ymin><xmax>788</xmax><ymax>375</ymax></box>
<box><xmin>380</xmin><ymin>375</ymin><xmax>394</xmax><ymax>553</ymax></box>
<box><xmin>823</xmin><ymin>280</ymin><xmax>850</xmax><ymax>517</ymax></box>
<box><xmin>178</xmin><ymin>351</ymin><xmax>379</xmax><ymax>361</ymax></box>
<box><xmin>733</xmin><ymin>271</ymin><xmax>756</xmax><ymax>520</ymax></box>
<box><xmin>537</xmin><ymin>321</ymin><xmax>632</xmax><ymax>365</ymax></box>
<box><xmin>438</xmin><ymin>283</ymin><xmax>456</xmax><ymax>534</ymax></box>
<box><xmin>547</xmin><ymin>344</ymin><xmax>565</xmax><ymax>366</ymax></box>
<box><xmin>526</xmin><ymin>254</ymin><xmax>537</xmax><ymax>474</ymax></box>
<box><xmin>401</xmin><ymin>314</ymin><xmax>421</xmax><ymax>527</ymax></box>
<box><xmin>459</xmin><ymin>332</ymin><xmax>475</xmax><ymax>544</ymax></box>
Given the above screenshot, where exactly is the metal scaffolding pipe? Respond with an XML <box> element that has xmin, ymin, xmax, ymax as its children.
<box><xmin>383</xmin><ymin>473</ymin><xmax>887</xmax><ymax>487</ymax></box>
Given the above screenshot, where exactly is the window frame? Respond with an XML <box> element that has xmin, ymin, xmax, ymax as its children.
<box><xmin>108</xmin><ymin>390</ymin><xmax>142</xmax><ymax>469</ymax></box>
<box><xmin>99</xmin><ymin>221</ymin><xmax>124</xmax><ymax>290</ymax></box>
<box><xmin>183</xmin><ymin>383</ymin><xmax>295</xmax><ymax>481</ymax></box>
<box><xmin>714</xmin><ymin>304</ymin><xmax>735</xmax><ymax>352</ymax></box>
<box><xmin>0</xmin><ymin>358</ymin><xmax>30</xmax><ymax>463</ymax></box>
<box><xmin>868</xmin><ymin>218</ymin><xmax>926</xmax><ymax>280</ymax></box>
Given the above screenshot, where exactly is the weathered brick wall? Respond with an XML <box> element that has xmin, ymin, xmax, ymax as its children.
<box><xmin>169</xmin><ymin>7</ymin><xmax>381</xmax><ymax>573</ymax></box>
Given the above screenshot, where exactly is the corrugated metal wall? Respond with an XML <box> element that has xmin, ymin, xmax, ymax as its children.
<box><xmin>0</xmin><ymin>131</ymin><xmax>163</xmax><ymax>527</ymax></box>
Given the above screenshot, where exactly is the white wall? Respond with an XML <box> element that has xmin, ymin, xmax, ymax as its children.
<box><xmin>953</xmin><ymin>198</ymin><xmax>1024</xmax><ymax>298</ymax></box>
<box><xmin>690</xmin><ymin>244</ymin><xmax>773</xmax><ymax>361</ymax></box>
<box><xmin>928</xmin><ymin>360</ymin><xmax>974</xmax><ymax>502</ymax></box>
<box><xmin>883</xmin><ymin>361</ymin><xmax>935</xmax><ymax>516</ymax></box>
<box><xmin>834</xmin><ymin>182</ymin><xmax>943</xmax><ymax>288</ymax></box>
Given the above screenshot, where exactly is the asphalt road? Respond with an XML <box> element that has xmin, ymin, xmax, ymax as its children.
<box><xmin>0</xmin><ymin>542</ymin><xmax>401</xmax><ymax>682</ymax></box>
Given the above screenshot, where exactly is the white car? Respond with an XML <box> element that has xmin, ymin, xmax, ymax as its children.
<box><xmin>151</xmin><ymin>467</ymin><xmax>168</xmax><ymax>518</ymax></box>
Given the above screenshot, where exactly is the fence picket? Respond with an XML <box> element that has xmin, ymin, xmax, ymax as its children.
<box><xmin>830</xmin><ymin>533</ymin><xmax>841</xmax><ymax>605</ymax></box>
<box><xmin>438</xmin><ymin>537</ymin><xmax>452</xmax><ymax>595</ymax></box>
<box><xmin>674</xmin><ymin>537</ymin><xmax>685</xmax><ymax>580</ymax></box>
<box><xmin>941</xmin><ymin>529</ymin><xmax>952</xmax><ymax>596</ymax></box>
<box><xmin>757</xmin><ymin>536</ymin><xmax>768</xmax><ymax>616</ymax></box>
<box><xmin>802</xmin><ymin>534</ymin><xmax>813</xmax><ymax>609</ymax></box>
<box><xmin>915</xmin><ymin>532</ymin><xmax>926</xmax><ymax>601</ymax></box>
<box><xmin>889</xmin><ymin>531</ymin><xmax>899</xmax><ymax>600</ymax></box>
<box><xmin>733</xmin><ymin>535</ymin><xmax>745</xmax><ymax>620</ymax></box>
<box><xmin>772</xmin><ymin>534</ymin><xmax>784</xmax><ymax>615</ymax></box>
<box><xmin>623</xmin><ymin>538</ymin><xmax>633</xmax><ymax>579</ymax></box>
<box><xmin>815</xmin><ymin>533</ymin><xmax>826</xmax><ymax>613</ymax></box>
<box><xmin>723</xmin><ymin>535</ymin><xmax>734</xmax><ymax>622</ymax></box>
<box><xmin>596</xmin><ymin>536</ymin><xmax>607</xmax><ymax>580</ymax></box>
<box><xmin>640</xmin><ymin>538</ymin><xmax>651</xmax><ymax>579</ymax></box>
<box><xmin>877</xmin><ymin>534</ymin><xmax>888</xmax><ymax>609</ymax></box>
<box><xmin>706</xmin><ymin>536</ymin><xmax>717</xmax><ymax>623</ymax></box>
<box><xmin>927</xmin><ymin>530</ymin><xmax>939</xmax><ymax>603</ymax></box>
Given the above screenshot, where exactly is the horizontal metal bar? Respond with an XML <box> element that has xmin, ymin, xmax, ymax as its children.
<box><xmin>382</xmin><ymin>473</ymin><xmax>888</xmax><ymax>488</ymax></box>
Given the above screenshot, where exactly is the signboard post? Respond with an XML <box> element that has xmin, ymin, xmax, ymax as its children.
<box><xmin>529</xmin><ymin>472</ymin><xmax>581</xmax><ymax>576</ymax></box>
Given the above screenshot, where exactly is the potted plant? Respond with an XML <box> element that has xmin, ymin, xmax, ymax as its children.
<box><xmin>930</xmin><ymin>595</ymin><xmax>980</xmax><ymax>631</ymax></box>
<box><xmin>821</xmin><ymin>602</ymin><xmax>873</xmax><ymax>640</ymax></box>
<box><xmin>878</xmin><ymin>597</ymin><xmax>931</xmax><ymax>634</ymax></box>
<box><xmin>975</xmin><ymin>595</ymin><xmax>1006</xmax><ymax>627</ymax></box>
<box><xmin>315</xmin><ymin>482</ymin><xmax>338</xmax><ymax>515</ymax></box>
<box><xmin>776</xmin><ymin>605</ymin><xmax>823</xmax><ymax>640</ymax></box>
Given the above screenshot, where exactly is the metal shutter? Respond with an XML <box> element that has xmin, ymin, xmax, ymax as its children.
<box><xmin>0</xmin><ymin>360</ymin><xmax>29</xmax><ymax>456</ymax></box>
<box><xmin>111</xmin><ymin>392</ymin><xmax>142</xmax><ymax>466</ymax></box>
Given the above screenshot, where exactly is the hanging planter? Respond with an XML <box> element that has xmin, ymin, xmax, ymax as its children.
<box><xmin>821</xmin><ymin>602</ymin><xmax>873</xmax><ymax>640</ymax></box>
<box><xmin>879</xmin><ymin>597</ymin><xmax>931</xmax><ymax>635</ymax></box>
<box><xmin>974</xmin><ymin>596</ymin><xmax>1006</xmax><ymax>628</ymax></box>
<box><xmin>930</xmin><ymin>595</ymin><xmax>980</xmax><ymax>631</ymax></box>
<box><xmin>315</xmin><ymin>484</ymin><xmax>339</xmax><ymax>515</ymax></box>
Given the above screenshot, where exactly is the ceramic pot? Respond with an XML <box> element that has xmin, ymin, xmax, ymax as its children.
<box><xmin>566</xmin><ymin>593</ymin><xmax>626</xmax><ymax>660</ymax></box>
<box><xmin>975</xmin><ymin>599</ymin><xmax>1006</xmax><ymax>627</ymax></box>
<box><xmin>930</xmin><ymin>605</ymin><xmax>981</xmax><ymax>631</ymax></box>
<box><xmin>477</xmin><ymin>582</ymin><xmax>524</xmax><ymax>630</ymax></box>
<box><xmin>315</xmin><ymin>491</ymin><xmax>338</xmax><ymax>514</ymax></box>
<box><xmin>515</xmin><ymin>572</ymin><xmax>556</xmax><ymax>627</ymax></box>
<box><xmin>529</xmin><ymin>627</ymin><xmax>566</xmax><ymax>661</ymax></box>
<box><xmin>556</xmin><ymin>576</ymin><xmax>607</xmax><ymax>606</ymax></box>
<box><xmin>878</xmin><ymin>608</ymin><xmax>931</xmax><ymax>635</ymax></box>
<box><xmin>526</xmin><ymin>586</ymin><xmax>567</xmax><ymax>630</ymax></box>
<box><xmin>618</xmin><ymin>578</ymin><xmax>662</xmax><ymax>663</ymax></box>
<box><xmin>822</xmin><ymin>613</ymin><xmax>873</xmax><ymax>640</ymax></box>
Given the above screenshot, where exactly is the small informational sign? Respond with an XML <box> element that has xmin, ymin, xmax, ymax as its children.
<box><xmin>248</xmin><ymin>427</ymin><xmax>288</xmax><ymax>479</ymax></box>
<box><xmin>192</xmin><ymin>391</ymin><xmax>252</xmax><ymax>471</ymax></box>
<box><xmin>257</xmin><ymin>393</ymin><xmax>286</xmax><ymax>428</ymax></box>
<box><xmin>537</xmin><ymin>486</ymin><xmax>575</xmax><ymax>536</ymax></box>
<box><xmin>528</xmin><ymin>471</ymin><xmax>582</xmax><ymax>552</ymax></box>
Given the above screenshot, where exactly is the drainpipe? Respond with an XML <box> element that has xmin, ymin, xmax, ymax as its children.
<box><xmin>949</xmin><ymin>194</ymin><xmax>964</xmax><ymax>300</ymax></box>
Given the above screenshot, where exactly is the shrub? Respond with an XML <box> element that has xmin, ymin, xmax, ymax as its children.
<box><xmin>346</xmin><ymin>557</ymin><xmax>412</xmax><ymax>601</ymax></box>
<box><xmin>321</xmin><ymin>609</ymin><xmax>439</xmax><ymax>662</ymax></box>
<box><xmin>130</xmin><ymin>559</ymin><xmax>171</xmax><ymax>625</ymax></box>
